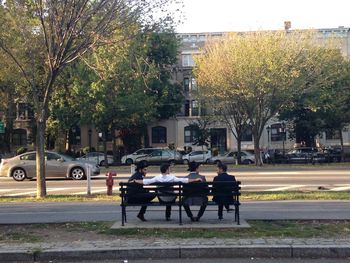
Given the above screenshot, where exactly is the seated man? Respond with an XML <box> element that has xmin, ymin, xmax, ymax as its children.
<box><xmin>183</xmin><ymin>162</ymin><xmax>208</xmax><ymax>222</ymax></box>
<box><xmin>133</xmin><ymin>163</ymin><xmax>201</xmax><ymax>221</ymax></box>
<box><xmin>127</xmin><ymin>163</ymin><xmax>156</xmax><ymax>221</ymax></box>
<box><xmin>212</xmin><ymin>163</ymin><xmax>236</xmax><ymax>220</ymax></box>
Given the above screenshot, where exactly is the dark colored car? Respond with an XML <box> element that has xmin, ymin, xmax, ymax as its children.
<box><xmin>285</xmin><ymin>147</ymin><xmax>322</xmax><ymax>164</ymax></box>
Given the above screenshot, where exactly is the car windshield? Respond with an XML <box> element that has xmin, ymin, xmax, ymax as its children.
<box><xmin>59</xmin><ymin>153</ymin><xmax>75</xmax><ymax>161</ymax></box>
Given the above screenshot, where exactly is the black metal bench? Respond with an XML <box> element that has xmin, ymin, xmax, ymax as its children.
<box><xmin>119</xmin><ymin>181</ymin><xmax>241</xmax><ymax>226</ymax></box>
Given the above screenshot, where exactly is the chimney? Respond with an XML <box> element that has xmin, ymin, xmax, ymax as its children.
<box><xmin>284</xmin><ymin>21</ymin><xmax>291</xmax><ymax>31</ymax></box>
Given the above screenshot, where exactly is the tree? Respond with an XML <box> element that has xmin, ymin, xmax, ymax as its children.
<box><xmin>0</xmin><ymin>0</ymin><xmax>181</xmax><ymax>197</ymax></box>
<box><xmin>194</xmin><ymin>31</ymin><xmax>345</xmax><ymax>165</ymax></box>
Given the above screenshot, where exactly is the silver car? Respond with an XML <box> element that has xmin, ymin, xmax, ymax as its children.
<box><xmin>121</xmin><ymin>148</ymin><xmax>161</xmax><ymax>165</ymax></box>
<box><xmin>210</xmin><ymin>150</ymin><xmax>255</xmax><ymax>165</ymax></box>
<box><xmin>0</xmin><ymin>151</ymin><xmax>100</xmax><ymax>181</ymax></box>
<box><xmin>182</xmin><ymin>150</ymin><xmax>212</xmax><ymax>164</ymax></box>
<box><xmin>77</xmin><ymin>152</ymin><xmax>114</xmax><ymax>166</ymax></box>
<box><xmin>135</xmin><ymin>149</ymin><xmax>182</xmax><ymax>166</ymax></box>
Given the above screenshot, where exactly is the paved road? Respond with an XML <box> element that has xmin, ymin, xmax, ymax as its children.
<box><xmin>63</xmin><ymin>259</ymin><xmax>350</xmax><ymax>263</ymax></box>
<box><xmin>0</xmin><ymin>166</ymin><xmax>350</xmax><ymax>196</ymax></box>
<box><xmin>0</xmin><ymin>201</ymin><xmax>349</xmax><ymax>224</ymax></box>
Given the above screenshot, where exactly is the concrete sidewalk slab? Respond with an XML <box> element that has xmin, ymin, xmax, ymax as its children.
<box><xmin>111</xmin><ymin>218</ymin><xmax>251</xmax><ymax>229</ymax></box>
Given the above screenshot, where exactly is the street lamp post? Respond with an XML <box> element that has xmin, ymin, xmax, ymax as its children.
<box><xmin>266</xmin><ymin>126</ymin><xmax>271</xmax><ymax>150</ymax></box>
<box><xmin>88</xmin><ymin>129</ymin><xmax>92</xmax><ymax>152</ymax></box>
<box><xmin>279</xmin><ymin>122</ymin><xmax>286</xmax><ymax>157</ymax></box>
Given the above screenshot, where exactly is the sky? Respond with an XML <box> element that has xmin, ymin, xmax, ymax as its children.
<box><xmin>176</xmin><ymin>0</ymin><xmax>350</xmax><ymax>33</ymax></box>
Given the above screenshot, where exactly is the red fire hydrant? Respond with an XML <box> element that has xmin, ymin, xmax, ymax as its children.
<box><xmin>106</xmin><ymin>171</ymin><xmax>116</xmax><ymax>195</ymax></box>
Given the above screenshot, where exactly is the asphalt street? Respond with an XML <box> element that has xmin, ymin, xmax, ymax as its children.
<box><xmin>0</xmin><ymin>166</ymin><xmax>350</xmax><ymax>196</ymax></box>
<box><xmin>59</xmin><ymin>258</ymin><xmax>350</xmax><ymax>263</ymax></box>
<box><xmin>0</xmin><ymin>200</ymin><xmax>349</xmax><ymax>224</ymax></box>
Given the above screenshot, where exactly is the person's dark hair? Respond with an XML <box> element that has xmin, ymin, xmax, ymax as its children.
<box><xmin>160</xmin><ymin>163</ymin><xmax>170</xmax><ymax>173</ymax></box>
<box><xmin>217</xmin><ymin>163</ymin><xmax>227</xmax><ymax>172</ymax></box>
<box><xmin>135</xmin><ymin>162</ymin><xmax>148</xmax><ymax>172</ymax></box>
<box><xmin>187</xmin><ymin>161</ymin><xmax>200</xmax><ymax>172</ymax></box>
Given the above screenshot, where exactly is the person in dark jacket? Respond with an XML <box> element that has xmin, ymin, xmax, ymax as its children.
<box><xmin>183</xmin><ymin>162</ymin><xmax>208</xmax><ymax>222</ymax></box>
<box><xmin>127</xmin><ymin>163</ymin><xmax>156</xmax><ymax>221</ymax></box>
<box><xmin>212</xmin><ymin>163</ymin><xmax>236</xmax><ymax>220</ymax></box>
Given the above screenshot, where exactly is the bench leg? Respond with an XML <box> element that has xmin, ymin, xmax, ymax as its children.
<box><xmin>236</xmin><ymin>204</ymin><xmax>240</xmax><ymax>225</ymax></box>
<box><xmin>121</xmin><ymin>205</ymin><xmax>125</xmax><ymax>226</ymax></box>
<box><xmin>179</xmin><ymin>204</ymin><xmax>182</xmax><ymax>225</ymax></box>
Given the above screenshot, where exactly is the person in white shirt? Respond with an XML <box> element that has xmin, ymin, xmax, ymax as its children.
<box><xmin>133</xmin><ymin>163</ymin><xmax>201</xmax><ymax>221</ymax></box>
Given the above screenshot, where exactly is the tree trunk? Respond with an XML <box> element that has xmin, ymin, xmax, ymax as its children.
<box><xmin>36</xmin><ymin>117</ymin><xmax>46</xmax><ymax>198</ymax></box>
<box><xmin>4</xmin><ymin>92</ymin><xmax>14</xmax><ymax>153</ymax></box>
<box><xmin>236</xmin><ymin>135</ymin><xmax>242</xmax><ymax>165</ymax></box>
<box><xmin>252</xmin><ymin>129</ymin><xmax>263</xmax><ymax>166</ymax></box>
<box><xmin>339</xmin><ymin>128</ymin><xmax>345</xmax><ymax>162</ymax></box>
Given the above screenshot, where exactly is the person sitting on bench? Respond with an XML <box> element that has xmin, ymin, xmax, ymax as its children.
<box><xmin>212</xmin><ymin>163</ymin><xmax>236</xmax><ymax>220</ymax></box>
<box><xmin>127</xmin><ymin>163</ymin><xmax>156</xmax><ymax>222</ymax></box>
<box><xmin>133</xmin><ymin>163</ymin><xmax>201</xmax><ymax>221</ymax></box>
<box><xmin>183</xmin><ymin>162</ymin><xmax>208</xmax><ymax>222</ymax></box>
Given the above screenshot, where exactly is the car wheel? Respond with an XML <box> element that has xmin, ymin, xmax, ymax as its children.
<box><xmin>12</xmin><ymin>168</ymin><xmax>26</xmax><ymax>181</ymax></box>
<box><xmin>183</xmin><ymin>159</ymin><xmax>189</xmax><ymax>165</ymax></box>
<box><xmin>70</xmin><ymin>167</ymin><xmax>86</xmax><ymax>180</ymax></box>
<box><xmin>125</xmin><ymin>159</ymin><xmax>133</xmax><ymax>165</ymax></box>
<box><xmin>168</xmin><ymin>160</ymin><xmax>176</xmax><ymax>166</ymax></box>
<box><xmin>205</xmin><ymin>159</ymin><xmax>210</xmax><ymax>164</ymax></box>
<box><xmin>99</xmin><ymin>160</ymin><xmax>106</xmax><ymax>166</ymax></box>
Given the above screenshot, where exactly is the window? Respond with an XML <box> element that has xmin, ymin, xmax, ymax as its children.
<box><xmin>192</xmin><ymin>100</ymin><xmax>199</xmax><ymax>116</ymax></box>
<box><xmin>184</xmin><ymin>126</ymin><xmax>197</xmax><ymax>143</ymax></box>
<box><xmin>183</xmin><ymin>78</ymin><xmax>190</xmax><ymax>92</ymax></box>
<box><xmin>152</xmin><ymin>126</ymin><xmax>167</xmax><ymax>144</ymax></box>
<box><xmin>271</xmin><ymin>123</ymin><xmax>286</xmax><ymax>141</ymax></box>
<box><xmin>184</xmin><ymin>100</ymin><xmax>190</xmax><ymax>116</ymax></box>
<box><xmin>182</xmin><ymin>54</ymin><xmax>195</xmax><ymax>67</ymax></box>
<box><xmin>326</xmin><ymin>130</ymin><xmax>341</xmax><ymax>140</ymax></box>
<box><xmin>242</xmin><ymin>125</ymin><xmax>253</xmax><ymax>142</ymax></box>
<box><xmin>46</xmin><ymin>153</ymin><xmax>61</xmax><ymax>161</ymax></box>
<box><xmin>191</xmin><ymin>78</ymin><xmax>197</xmax><ymax>91</ymax></box>
<box><xmin>20</xmin><ymin>153</ymin><xmax>36</xmax><ymax>161</ymax></box>
<box><xmin>12</xmin><ymin>129</ymin><xmax>27</xmax><ymax>146</ymax></box>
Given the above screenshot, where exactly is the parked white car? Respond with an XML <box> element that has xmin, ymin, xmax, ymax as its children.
<box><xmin>121</xmin><ymin>148</ymin><xmax>161</xmax><ymax>165</ymax></box>
<box><xmin>77</xmin><ymin>152</ymin><xmax>114</xmax><ymax>166</ymax></box>
<box><xmin>182</xmin><ymin>150</ymin><xmax>212</xmax><ymax>164</ymax></box>
<box><xmin>210</xmin><ymin>150</ymin><xmax>255</xmax><ymax>165</ymax></box>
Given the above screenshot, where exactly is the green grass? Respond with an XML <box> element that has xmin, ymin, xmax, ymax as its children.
<box><xmin>62</xmin><ymin>220</ymin><xmax>350</xmax><ymax>239</ymax></box>
<box><xmin>0</xmin><ymin>191</ymin><xmax>349</xmax><ymax>203</ymax></box>
<box><xmin>0</xmin><ymin>231</ymin><xmax>43</xmax><ymax>243</ymax></box>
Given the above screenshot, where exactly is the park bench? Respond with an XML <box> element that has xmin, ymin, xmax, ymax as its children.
<box><xmin>119</xmin><ymin>181</ymin><xmax>241</xmax><ymax>226</ymax></box>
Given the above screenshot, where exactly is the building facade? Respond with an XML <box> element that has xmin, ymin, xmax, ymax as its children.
<box><xmin>146</xmin><ymin>27</ymin><xmax>350</xmax><ymax>152</ymax></box>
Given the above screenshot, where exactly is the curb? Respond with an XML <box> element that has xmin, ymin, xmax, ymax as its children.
<box><xmin>1</xmin><ymin>245</ymin><xmax>350</xmax><ymax>262</ymax></box>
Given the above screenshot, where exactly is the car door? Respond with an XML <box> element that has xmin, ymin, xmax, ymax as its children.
<box><xmin>147</xmin><ymin>150</ymin><xmax>162</xmax><ymax>164</ymax></box>
<box><xmin>46</xmin><ymin>152</ymin><xmax>68</xmax><ymax>178</ymax></box>
<box><xmin>19</xmin><ymin>153</ymin><xmax>36</xmax><ymax>178</ymax></box>
<box><xmin>224</xmin><ymin>152</ymin><xmax>235</xmax><ymax>164</ymax></box>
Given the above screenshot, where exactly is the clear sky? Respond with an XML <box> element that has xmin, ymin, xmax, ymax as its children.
<box><xmin>176</xmin><ymin>0</ymin><xmax>350</xmax><ymax>33</ymax></box>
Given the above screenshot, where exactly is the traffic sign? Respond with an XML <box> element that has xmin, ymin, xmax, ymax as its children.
<box><xmin>0</xmin><ymin>122</ymin><xmax>4</xmax><ymax>134</ymax></box>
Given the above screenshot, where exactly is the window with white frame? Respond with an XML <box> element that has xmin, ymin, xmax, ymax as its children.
<box><xmin>182</xmin><ymin>54</ymin><xmax>195</xmax><ymax>67</ymax></box>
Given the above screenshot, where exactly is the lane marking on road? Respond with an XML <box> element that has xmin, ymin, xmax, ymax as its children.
<box><xmin>74</xmin><ymin>188</ymin><xmax>107</xmax><ymax>195</ymax></box>
<box><xmin>330</xmin><ymin>186</ymin><xmax>350</xmax><ymax>191</ymax></box>
<box><xmin>256</xmin><ymin>172</ymin><xmax>302</xmax><ymax>175</ymax></box>
<box><xmin>7</xmin><ymin>191</ymin><xmax>37</xmax><ymax>196</ymax></box>
<box><xmin>47</xmin><ymin>188</ymin><xmax>72</xmax><ymax>192</ymax></box>
<box><xmin>265</xmin><ymin>185</ymin><xmax>307</xmax><ymax>191</ymax></box>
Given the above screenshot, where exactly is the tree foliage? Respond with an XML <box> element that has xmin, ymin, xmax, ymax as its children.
<box><xmin>194</xmin><ymin>31</ymin><xmax>345</xmax><ymax>165</ymax></box>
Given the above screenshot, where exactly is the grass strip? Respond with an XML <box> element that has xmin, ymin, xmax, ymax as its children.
<box><xmin>2</xmin><ymin>220</ymin><xmax>348</xmax><ymax>242</ymax></box>
<box><xmin>0</xmin><ymin>191</ymin><xmax>349</xmax><ymax>203</ymax></box>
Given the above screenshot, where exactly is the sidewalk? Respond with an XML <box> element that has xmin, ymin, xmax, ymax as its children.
<box><xmin>1</xmin><ymin>201</ymin><xmax>349</xmax><ymax>262</ymax></box>
<box><xmin>1</xmin><ymin>237</ymin><xmax>350</xmax><ymax>262</ymax></box>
